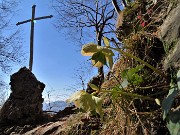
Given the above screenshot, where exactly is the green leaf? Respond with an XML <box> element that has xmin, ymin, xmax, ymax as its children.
<box><xmin>132</xmin><ymin>74</ymin><xmax>143</xmax><ymax>85</ymax></box>
<box><xmin>105</xmin><ymin>55</ymin><xmax>113</xmax><ymax>69</ymax></box>
<box><xmin>92</xmin><ymin>96</ymin><xmax>103</xmax><ymax>120</ymax></box>
<box><xmin>167</xmin><ymin>110</ymin><xmax>180</xmax><ymax>135</ymax></box>
<box><xmin>103</xmin><ymin>37</ymin><xmax>110</xmax><ymax>47</ymax></box>
<box><xmin>81</xmin><ymin>43</ymin><xmax>114</xmax><ymax>69</ymax></box>
<box><xmin>66</xmin><ymin>90</ymin><xmax>85</xmax><ymax>104</ymax></box>
<box><xmin>92</xmin><ymin>60</ymin><xmax>104</xmax><ymax>68</ymax></box>
<box><xmin>66</xmin><ymin>90</ymin><xmax>103</xmax><ymax>120</ymax></box>
<box><xmin>102</xmin><ymin>48</ymin><xmax>114</xmax><ymax>69</ymax></box>
<box><xmin>81</xmin><ymin>44</ymin><xmax>99</xmax><ymax>56</ymax></box>
<box><xmin>102</xmin><ymin>48</ymin><xmax>114</xmax><ymax>56</ymax></box>
<box><xmin>121</xmin><ymin>65</ymin><xmax>143</xmax><ymax>79</ymax></box>
<box><xmin>78</xmin><ymin>93</ymin><xmax>96</xmax><ymax>112</ymax></box>
<box><xmin>91</xmin><ymin>51</ymin><xmax>107</xmax><ymax>67</ymax></box>
<box><xmin>121</xmin><ymin>65</ymin><xmax>144</xmax><ymax>86</ymax></box>
<box><xmin>127</xmin><ymin>65</ymin><xmax>144</xmax><ymax>77</ymax></box>
<box><xmin>162</xmin><ymin>84</ymin><xmax>178</xmax><ymax>120</ymax></box>
<box><xmin>89</xmin><ymin>83</ymin><xmax>99</xmax><ymax>91</ymax></box>
<box><xmin>121</xmin><ymin>69</ymin><xmax>129</xmax><ymax>79</ymax></box>
<box><xmin>167</xmin><ymin>121</ymin><xmax>180</xmax><ymax>135</ymax></box>
<box><xmin>66</xmin><ymin>90</ymin><xmax>94</xmax><ymax>111</ymax></box>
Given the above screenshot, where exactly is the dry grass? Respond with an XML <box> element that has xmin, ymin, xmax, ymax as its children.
<box><xmin>57</xmin><ymin>1</ymin><xmax>172</xmax><ymax>134</ymax></box>
<box><xmin>97</xmin><ymin>1</ymin><xmax>172</xmax><ymax>134</ymax></box>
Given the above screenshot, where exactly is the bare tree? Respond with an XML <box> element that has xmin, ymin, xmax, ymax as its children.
<box><xmin>0</xmin><ymin>0</ymin><xmax>25</xmax><ymax>73</ymax></box>
<box><xmin>53</xmin><ymin>0</ymin><xmax>118</xmax><ymax>84</ymax></box>
<box><xmin>0</xmin><ymin>0</ymin><xmax>25</xmax><ymax>106</ymax></box>
<box><xmin>0</xmin><ymin>79</ymin><xmax>7</xmax><ymax>108</ymax></box>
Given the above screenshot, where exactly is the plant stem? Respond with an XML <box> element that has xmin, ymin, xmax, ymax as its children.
<box><xmin>109</xmin><ymin>47</ymin><xmax>166</xmax><ymax>78</ymax></box>
<box><xmin>100</xmin><ymin>90</ymin><xmax>155</xmax><ymax>101</ymax></box>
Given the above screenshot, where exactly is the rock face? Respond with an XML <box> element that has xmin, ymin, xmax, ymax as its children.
<box><xmin>0</xmin><ymin>67</ymin><xmax>45</xmax><ymax>125</ymax></box>
<box><xmin>158</xmin><ymin>0</ymin><xmax>180</xmax><ymax>69</ymax></box>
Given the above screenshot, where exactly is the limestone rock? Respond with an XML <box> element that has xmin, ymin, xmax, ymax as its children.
<box><xmin>158</xmin><ymin>1</ymin><xmax>180</xmax><ymax>69</ymax></box>
<box><xmin>159</xmin><ymin>2</ymin><xmax>180</xmax><ymax>43</ymax></box>
<box><xmin>0</xmin><ymin>67</ymin><xmax>45</xmax><ymax>126</ymax></box>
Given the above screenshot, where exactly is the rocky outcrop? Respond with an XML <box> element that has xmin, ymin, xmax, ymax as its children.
<box><xmin>158</xmin><ymin>0</ymin><xmax>180</xmax><ymax>69</ymax></box>
<box><xmin>0</xmin><ymin>67</ymin><xmax>45</xmax><ymax>126</ymax></box>
<box><xmin>23</xmin><ymin>115</ymin><xmax>101</xmax><ymax>135</ymax></box>
<box><xmin>1</xmin><ymin>1</ymin><xmax>180</xmax><ymax>135</ymax></box>
<box><xmin>55</xmin><ymin>105</ymin><xmax>76</xmax><ymax>118</ymax></box>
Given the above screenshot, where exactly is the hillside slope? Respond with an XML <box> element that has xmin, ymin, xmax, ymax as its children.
<box><xmin>0</xmin><ymin>0</ymin><xmax>180</xmax><ymax>135</ymax></box>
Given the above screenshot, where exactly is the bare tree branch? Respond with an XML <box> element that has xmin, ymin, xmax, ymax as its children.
<box><xmin>52</xmin><ymin>0</ymin><xmax>117</xmax><ymax>44</ymax></box>
<box><xmin>52</xmin><ymin>0</ymin><xmax>120</xmax><ymax>89</ymax></box>
<box><xmin>0</xmin><ymin>0</ymin><xmax>25</xmax><ymax>73</ymax></box>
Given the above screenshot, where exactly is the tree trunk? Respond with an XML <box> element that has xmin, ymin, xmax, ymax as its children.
<box><xmin>112</xmin><ymin>0</ymin><xmax>121</xmax><ymax>14</ymax></box>
<box><xmin>97</xmin><ymin>32</ymin><xmax>104</xmax><ymax>82</ymax></box>
<box><xmin>121</xmin><ymin>0</ymin><xmax>127</xmax><ymax>7</ymax></box>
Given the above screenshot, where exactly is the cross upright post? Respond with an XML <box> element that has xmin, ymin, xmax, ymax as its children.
<box><xmin>16</xmin><ymin>5</ymin><xmax>53</xmax><ymax>71</ymax></box>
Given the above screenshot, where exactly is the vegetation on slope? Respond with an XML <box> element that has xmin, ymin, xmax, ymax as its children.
<box><xmin>67</xmin><ymin>0</ymin><xmax>180</xmax><ymax>134</ymax></box>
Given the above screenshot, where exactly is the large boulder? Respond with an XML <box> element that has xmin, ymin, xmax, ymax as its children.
<box><xmin>0</xmin><ymin>67</ymin><xmax>45</xmax><ymax>125</ymax></box>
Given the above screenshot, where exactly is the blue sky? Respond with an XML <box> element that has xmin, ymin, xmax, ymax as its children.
<box><xmin>7</xmin><ymin>0</ymin><xmax>96</xmax><ymax>101</ymax></box>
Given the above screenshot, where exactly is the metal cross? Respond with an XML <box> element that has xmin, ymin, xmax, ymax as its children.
<box><xmin>16</xmin><ymin>5</ymin><xmax>53</xmax><ymax>71</ymax></box>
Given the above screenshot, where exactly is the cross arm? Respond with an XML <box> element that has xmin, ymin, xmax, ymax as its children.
<box><xmin>16</xmin><ymin>19</ymin><xmax>31</xmax><ymax>25</ymax></box>
<box><xmin>16</xmin><ymin>15</ymin><xmax>53</xmax><ymax>26</ymax></box>
<box><xmin>34</xmin><ymin>15</ymin><xmax>53</xmax><ymax>21</ymax></box>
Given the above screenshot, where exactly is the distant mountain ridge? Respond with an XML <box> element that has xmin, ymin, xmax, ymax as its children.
<box><xmin>43</xmin><ymin>101</ymin><xmax>68</xmax><ymax>112</ymax></box>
